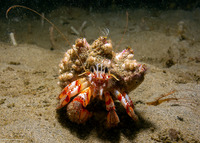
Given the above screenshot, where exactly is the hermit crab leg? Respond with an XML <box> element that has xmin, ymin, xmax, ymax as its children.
<box><xmin>122</xmin><ymin>92</ymin><xmax>134</xmax><ymax>108</ymax></box>
<box><xmin>112</xmin><ymin>89</ymin><xmax>138</xmax><ymax>121</ymax></box>
<box><xmin>67</xmin><ymin>87</ymin><xmax>92</xmax><ymax>124</ymax></box>
<box><xmin>57</xmin><ymin>78</ymin><xmax>89</xmax><ymax>109</ymax></box>
<box><xmin>57</xmin><ymin>78</ymin><xmax>86</xmax><ymax>99</ymax></box>
<box><xmin>104</xmin><ymin>91</ymin><xmax>120</xmax><ymax>128</ymax></box>
<box><xmin>73</xmin><ymin>87</ymin><xmax>92</xmax><ymax>107</ymax></box>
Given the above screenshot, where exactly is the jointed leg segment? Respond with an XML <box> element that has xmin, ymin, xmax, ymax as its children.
<box><xmin>57</xmin><ymin>78</ymin><xmax>89</xmax><ymax>109</ymax></box>
<box><xmin>113</xmin><ymin>89</ymin><xmax>138</xmax><ymax>121</ymax></box>
<box><xmin>104</xmin><ymin>91</ymin><xmax>120</xmax><ymax>128</ymax></box>
<box><xmin>67</xmin><ymin>87</ymin><xmax>92</xmax><ymax>124</ymax></box>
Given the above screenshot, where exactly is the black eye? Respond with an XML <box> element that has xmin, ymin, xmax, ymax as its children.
<box><xmin>105</xmin><ymin>67</ymin><xmax>108</xmax><ymax>73</ymax></box>
<box><xmin>90</xmin><ymin>66</ymin><xmax>94</xmax><ymax>72</ymax></box>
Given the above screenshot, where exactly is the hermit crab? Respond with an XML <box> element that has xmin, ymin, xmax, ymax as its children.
<box><xmin>57</xmin><ymin>36</ymin><xmax>147</xmax><ymax>128</ymax></box>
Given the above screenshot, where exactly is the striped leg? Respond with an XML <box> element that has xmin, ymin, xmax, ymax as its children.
<box><xmin>113</xmin><ymin>89</ymin><xmax>138</xmax><ymax>121</ymax></box>
<box><xmin>57</xmin><ymin>78</ymin><xmax>89</xmax><ymax>109</ymax></box>
<box><xmin>105</xmin><ymin>91</ymin><xmax>120</xmax><ymax>128</ymax></box>
<box><xmin>123</xmin><ymin>92</ymin><xmax>134</xmax><ymax>108</ymax></box>
<box><xmin>67</xmin><ymin>87</ymin><xmax>92</xmax><ymax>124</ymax></box>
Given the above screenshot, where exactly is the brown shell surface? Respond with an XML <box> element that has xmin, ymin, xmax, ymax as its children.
<box><xmin>58</xmin><ymin>36</ymin><xmax>147</xmax><ymax>92</ymax></box>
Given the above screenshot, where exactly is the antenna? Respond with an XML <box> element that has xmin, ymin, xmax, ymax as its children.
<box><xmin>116</xmin><ymin>11</ymin><xmax>129</xmax><ymax>49</ymax></box>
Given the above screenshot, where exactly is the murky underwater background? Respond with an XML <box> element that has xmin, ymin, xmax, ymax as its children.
<box><xmin>0</xmin><ymin>1</ymin><xmax>200</xmax><ymax>142</ymax></box>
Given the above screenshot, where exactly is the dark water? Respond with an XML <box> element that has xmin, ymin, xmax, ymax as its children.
<box><xmin>1</xmin><ymin>0</ymin><xmax>200</xmax><ymax>48</ymax></box>
<box><xmin>1</xmin><ymin>0</ymin><xmax>200</xmax><ymax>16</ymax></box>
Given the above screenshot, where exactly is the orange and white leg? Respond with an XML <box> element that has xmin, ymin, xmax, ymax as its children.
<box><xmin>67</xmin><ymin>87</ymin><xmax>92</xmax><ymax>124</ymax></box>
<box><xmin>57</xmin><ymin>78</ymin><xmax>89</xmax><ymax>109</ymax></box>
<box><xmin>123</xmin><ymin>92</ymin><xmax>134</xmax><ymax>108</ymax></box>
<box><xmin>113</xmin><ymin>89</ymin><xmax>138</xmax><ymax>121</ymax></box>
<box><xmin>104</xmin><ymin>91</ymin><xmax>120</xmax><ymax>128</ymax></box>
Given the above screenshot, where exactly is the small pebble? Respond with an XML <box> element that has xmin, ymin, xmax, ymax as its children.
<box><xmin>0</xmin><ymin>99</ymin><xmax>6</xmax><ymax>105</ymax></box>
<box><xmin>177</xmin><ymin>116</ymin><xmax>184</xmax><ymax>121</ymax></box>
<box><xmin>168</xmin><ymin>128</ymin><xmax>179</xmax><ymax>141</ymax></box>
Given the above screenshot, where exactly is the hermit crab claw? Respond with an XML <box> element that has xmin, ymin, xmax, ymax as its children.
<box><xmin>67</xmin><ymin>101</ymin><xmax>92</xmax><ymax>124</ymax></box>
<box><xmin>106</xmin><ymin>110</ymin><xmax>120</xmax><ymax>128</ymax></box>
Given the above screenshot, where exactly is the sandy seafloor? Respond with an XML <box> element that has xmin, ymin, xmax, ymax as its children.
<box><xmin>0</xmin><ymin>7</ymin><xmax>200</xmax><ymax>143</ymax></box>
